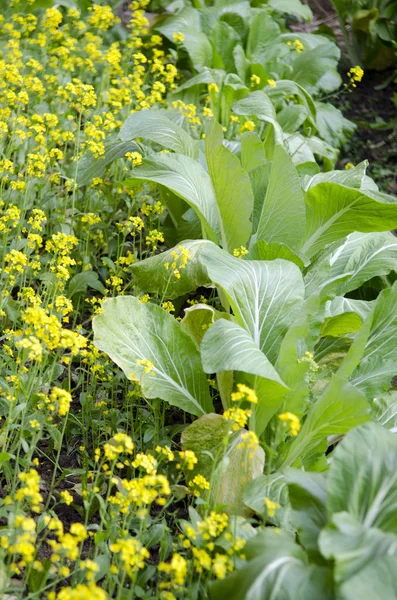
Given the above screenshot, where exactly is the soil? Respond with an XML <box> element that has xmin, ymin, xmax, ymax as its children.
<box><xmin>337</xmin><ymin>73</ymin><xmax>397</xmax><ymax>195</ymax></box>
<box><xmin>298</xmin><ymin>0</ymin><xmax>397</xmax><ymax>194</ymax></box>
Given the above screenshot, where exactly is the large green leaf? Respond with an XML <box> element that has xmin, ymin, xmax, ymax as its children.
<box><xmin>286</xmin><ymin>470</ymin><xmax>328</xmax><ymax>555</ymax></box>
<box><xmin>281</xmin><ymin>376</ymin><xmax>370</xmax><ymax>468</ymax></box>
<box><xmin>181</xmin><ymin>303</ymin><xmax>231</xmax><ymax>349</ymax></box>
<box><xmin>232</xmin><ymin>91</ymin><xmax>283</xmax><ymax>143</ymax></box>
<box><xmin>181</xmin><ymin>413</ymin><xmax>265</xmax><ymax>516</ymax></box>
<box><xmin>201</xmin><ymin>319</ymin><xmax>289</xmax><ymax>434</ymax></box>
<box><xmin>93</xmin><ymin>296</ymin><xmax>213</xmax><ymax>416</ymax></box>
<box><xmin>315</xmin><ymin>102</ymin><xmax>356</xmax><ymax>148</ymax></box>
<box><xmin>77</xmin><ymin>139</ymin><xmax>140</xmax><ymax>186</ymax></box>
<box><xmin>200</xmin><ymin>245</ymin><xmax>305</xmax><ymax>364</ymax></box>
<box><xmin>130</xmin><ymin>240</ymin><xmax>212</xmax><ymax>300</ymax></box>
<box><xmin>210</xmin><ymin>529</ymin><xmax>330</xmax><ymax>600</ymax></box>
<box><xmin>205</xmin><ymin>120</ymin><xmax>253</xmax><ymax>252</ymax></box>
<box><xmin>300</xmin><ymin>183</ymin><xmax>397</xmax><ymax>258</ymax></box>
<box><xmin>267</xmin><ymin>0</ymin><xmax>312</xmax><ymax>20</ymax></box>
<box><xmin>125</xmin><ymin>153</ymin><xmax>220</xmax><ymax>242</ymax></box>
<box><xmin>248</xmin><ymin>240</ymin><xmax>307</xmax><ymax>268</ymax></box>
<box><xmin>291</xmin><ymin>42</ymin><xmax>341</xmax><ymax>94</ymax></box>
<box><xmin>243</xmin><ymin>472</ymin><xmax>290</xmax><ymax>525</ymax></box>
<box><xmin>306</xmin><ymin>232</ymin><xmax>397</xmax><ymax>297</ymax></box>
<box><xmin>326</xmin><ymin>422</ymin><xmax>397</xmax><ymax>533</ymax></box>
<box><xmin>337</xmin><ymin>231</ymin><xmax>397</xmax><ymax>295</ymax></box>
<box><xmin>340</xmin><ymin>556</ymin><xmax>397</xmax><ymax>600</ymax></box>
<box><xmin>320</xmin><ymin>512</ymin><xmax>397</xmax><ymax>583</ymax></box>
<box><xmin>255</xmin><ymin>144</ymin><xmax>306</xmax><ymax>250</ymax></box>
<box><xmin>302</xmin><ymin>161</ymin><xmax>369</xmax><ymax>191</ymax></box>
<box><xmin>246</xmin><ymin>10</ymin><xmax>281</xmax><ymax>63</ymax></box>
<box><xmin>119</xmin><ymin>110</ymin><xmax>198</xmax><ymax>158</ymax></box>
<box><xmin>349</xmin><ymin>282</ymin><xmax>397</xmax><ymax>396</ymax></box>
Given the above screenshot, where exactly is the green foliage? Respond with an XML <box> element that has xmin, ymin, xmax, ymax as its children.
<box><xmin>331</xmin><ymin>0</ymin><xmax>397</xmax><ymax>69</ymax></box>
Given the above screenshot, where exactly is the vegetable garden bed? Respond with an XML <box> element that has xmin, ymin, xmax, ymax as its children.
<box><xmin>1</xmin><ymin>1</ymin><xmax>397</xmax><ymax>599</ymax></box>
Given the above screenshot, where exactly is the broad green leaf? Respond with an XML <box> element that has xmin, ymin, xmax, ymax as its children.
<box><xmin>371</xmin><ymin>392</ymin><xmax>397</xmax><ymax>430</ymax></box>
<box><xmin>68</xmin><ymin>271</ymin><xmax>105</xmax><ymax>297</ymax></box>
<box><xmin>286</xmin><ymin>470</ymin><xmax>327</xmax><ymax>554</ymax></box>
<box><xmin>240</xmin><ymin>132</ymin><xmax>267</xmax><ymax>172</ymax></box>
<box><xmin>181</xmin><ymin>303</ymin><xmax>231</xmax><ymax>349</ymax></box>
<box><xmin>268</xmin><ymin>80</ymin><xmax>317</xmax><ymax>126</ymax></box>
<box><xmin>211</xmin><ymin>21</ymin><xmax>240</xmax><ymax>72</ymax></box>
<box><xmin>205</xmin><ymin>120</ymin><xmax>253</xmax><ymax>252</ymax></box>
<box><xmin>255</xmin><ymin>144</ymin><xmax>306</xmax><ymax>251</ymax></box>
<box><xmin>291</xmin><ymin>42</ymin><xmax>341</xmax><ymax>94</ymax></box>
<box><xmin>200</xmin><ymin>245</ymin><xmax>305</xmax><ymax>364</ymax></box>
<box><xmin>340</xmin><ymin>556</ymin><xmax>397</xmax><ymax>600</ymax></box>
<box><xmin>325</xmin><ymin>297</ymin><xmax>374</xmax><ymax>322</ymax></box>
<box><xmin>320</xmin><ymin>512</ymin><xmax>397</xmax><ymax>583</ymax></box>
<box><xmin>281</xmin><ymin>376</ymin><xmax>370</xmax><ymax>468</ymax></box>
<box><xmin>77</xmin><ymin>139</ymin><xmax>140</xmax><ymax>186</ymax></box>
<box><xmin>232</xmin><ymin>91</ymin><xmax>283</xmax><ymax>143</ymax></box>
<box><xmin>246</xmin><ymin>10</ymin><xmax>281</xmax><ymax>62</ymax></box>
<box><xmin>210</xmin><ymin>529</ymin><xmax>330</xmax><ymax>600</ymax></box>
<box><xmin>277</xmin><ymin>105</ymin><xmax>308</xmax><ymax>133</ymax></box>
<box><xmin>243</xmin><ymin>472</ymin><xmax>290</xmax><ymax>524</ymax></box>
<box><xmin>119</xmin><ymin>110</ymin><xmax>198</xmax><ymax>158</ymax></box>
<box><xmin>320</xmin><ymin>312</ymin><xmax>363</xmax><ymax>338</ymax></box>
<box><xmin>349</xmin><ymin>282</ymin><xmax>397</xmax><ymax>396</ymax></box>
<box><xmin>181</xmin><ymin>29</ymin><xmax>213</xmax><ymax>69</ymax></box>
<box><xmin>130</xmin><ymin>240</ymin><xmax>212</xmax><ymax>299</ymax></box>
<box><xmin>327</xmin><ymin>422</ymin><xmax>397</xmax><ymax>533</ymax></box>
<box><xmin>302</xmin><ymin>161</ymin><xmax>370</xmax><ymax>191</ymax></box>
<box><xmin>181</xmin><ymin>413</ymin><xmax>265</xmax><ymax>516</ymax></box>
<box><xmin>93</xmin><ymin>296</ymin><xmax>213</xmax><ymax>416</ymax></box>
<box><xmin>315</xmin><ymin>102</ymin><xmax>356</xmax><ymax>148</ymax></box>
<box><xmin>125</xmin><ymin>153</ymin><xmax>220</xmax><ymax>243</ymax></box>
<box><xmin>337</xmin><ymin>231</ymin><xmax>397</xmax><ymax>295</ymax></box>
<box><xmin>300</xmin><ymin>183</ymin><xmax>397</xmax><ymax>258</ymax></box>
<box><xmin>201</xmin><ymin>319</ymin><xmax>289</xmax><ymax>434</ymax></box>
<box><xmin>267</xmin><ymin>0</ymin><xmax>312</xmax><ymax>20</ymax></box>
<box><xmin>248</xmin><ymin>240</ymin><xmax>307</xmax><ymax>269</ymax></box>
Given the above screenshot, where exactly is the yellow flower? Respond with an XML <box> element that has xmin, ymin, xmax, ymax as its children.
<box><xmin>136</xmin><ymin>358</ymin><xmax>155</xmax><ymax>375</ymax></box>
<box><xmin>172</xmin><ymin>32</ymin><xmax>185</xmax><ymax>44</ymax></box>
<box><xmin>110</xmin><ymin>537</ymin><xmax>149</xmax><ymax>576</ymax></box>
<box><xmin>188</xmin><ymin>474</ymin><xmax>210</xmax><ymax>497</ymax></box>
<box><xmin>223</xmin><ymin>407</ymin><xmax>252</xmax><ymax>430</ymax></box>
<box><xmin>208</xmin><ymin>83</ymin><xmax>219</xmax><ymax>94</ymax></box>
<box><xmin>348</xmin><ymin>65</ymin><xmax>364</xmax><ymax>85</ymax></box>
<box><xmin>267</xmin><ymin>78</ymin><xmax>276</xmax><ymax>88</ymax></box>
<box><xmin>250</xmin><ymin>74</ymin><xmax>261</xmax><ymax>87</ymax></box>
<box><xmin>60</xmin><ymin>490</ymin><xmax>73</xmax><ymax>505</ymax></box>
<box><xmin>240</xmin><ymin>120</ymin><xmax>255</xmax><ymax>133</ymax></box>
<box><xmin>264</xmin><ymin>496</ymin><xmax>280</xmax><ymax>517</ymax></box>
<box><xmin>233</xmin><ymin>246</ymin><xmax>248</xmax><ymax>259</ymax></box>
<box><xmin>158</xmin><ymin>553</ymin><xmax>187</xmax><ymax>586</ymax></box>
<box><xmin>231</xmin><ymin>383</ymin><xmax>258</xmax><ymax>405</ymax></box>
<box><xmin>288</xmin><ymin>39</ymin><xmax>304</xmax><ymax>53</ymax></box>
<box><xmin>345</xmin><ymin>162</ymin><xmax>354</xmax><ymax>170</ymax></box>
<box><xmin>278</xmin><ymin>412</ymin><xmax>301</xmax><ymax>436</ymax></box>
<box><xmin>125</xmin><ymin>151</ymin><xmax>143</xmax><ymax>166</ymax></box>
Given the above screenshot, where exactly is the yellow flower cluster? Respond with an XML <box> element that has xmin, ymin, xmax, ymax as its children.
<box><xmin>347</xmin><ymin>65</ymin><xmax>364</xmax><ymax>88</ymax></box>
<box><xmin>231</xmin><ymin>383</ymin><xmax>258</xmax><ymax>405</ymax></box>
<box><xmin>233</xmin><ymin>246</ymin><xmax>249</xmax><ymax>258</ymax></box>
<box><xmin>164</xmin><ymin>245</ymin><xmax>191</xmax><ymax>279</ymax></box>
<box><xmin>110</xmin><ymin>537</ymin><xmax>149</xmax><ymax>577</ymax></box>
<box><xmin>278</xmin><ymin>412</ymin><xmax>301</xmax><ymax>436</ymax></box>
<box><xmin>223</xmin><ymin>407</ymin><xmax>252</xmax><ymax>430</ymax></box>
<box><xmin>188</xmin><ymin>474</ymin><xmax>210</xmax><ymax>497</ymax></box>
<box><xmin>264</xmin><ymin>496</ymin><xmax>280</xmax><ymax>517</ymax></box>
<box><xmin>288</xmin><ymin>39</ymin><xmax>304</xmax><ymax>53</ymax></box>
